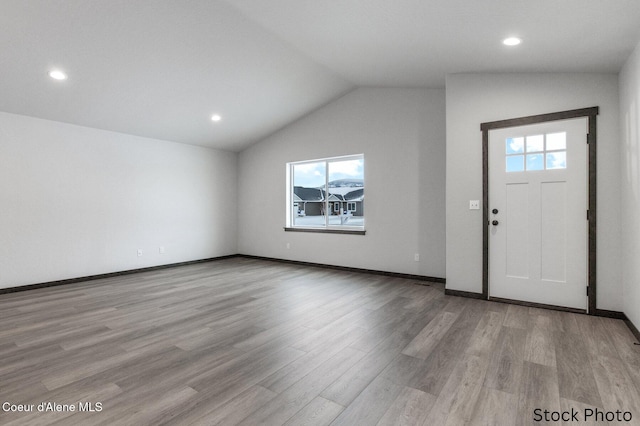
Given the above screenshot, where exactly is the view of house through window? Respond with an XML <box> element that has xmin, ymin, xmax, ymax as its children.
<box><xmin>289</xmin><ymin>155</ymin><xmax>364</xmax><ymax>229</ymax></box>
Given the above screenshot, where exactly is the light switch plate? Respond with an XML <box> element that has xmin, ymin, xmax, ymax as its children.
<box><xmin>469</xmin><ymin>200</ymin><xmax>480</xmax><ymax>210</ymax></box>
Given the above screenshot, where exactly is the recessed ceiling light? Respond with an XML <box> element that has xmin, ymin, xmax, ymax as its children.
<box><xmin>503</xmin><ymin>37</ymin><xmax>522</xmax><ymax>46</ymax></box>
<box><xmin>211</xmin><ymin>114</ymin><xmax>222</xmax><ymax>122</ymax></box>
<box><xmin>48</xmin><ymin>70</ymin><xmax>68</xmax><ymax>80</ymax></box>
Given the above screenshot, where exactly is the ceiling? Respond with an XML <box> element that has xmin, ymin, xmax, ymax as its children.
<box><xmin>2</xmin><ymin>0</ymin><xmax>640</xmax><ymax>151</ymax></box>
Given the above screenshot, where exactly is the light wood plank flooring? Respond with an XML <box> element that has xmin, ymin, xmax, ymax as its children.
<box><xmin>1</xmin><ymin>258</ymin><xmax>639</xmax><ymax>425</ymax></box>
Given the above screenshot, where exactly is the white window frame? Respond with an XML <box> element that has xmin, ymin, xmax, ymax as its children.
<box><xmin>286</xmin><ymin>154</ymin><xmax>364</xmax><ymax>232</ymax></box>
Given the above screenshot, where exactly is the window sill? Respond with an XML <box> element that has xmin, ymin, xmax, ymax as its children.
<box><xmin>284</xmin><ymin>227</ymin><xmax>366</xmax><ymax>236</ymax></box>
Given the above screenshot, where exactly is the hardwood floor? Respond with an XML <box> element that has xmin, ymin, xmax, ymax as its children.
<box><xmin>1</xmin><ymin>258</ymin><xmax>639</xmax><ymax>425</ymax></box>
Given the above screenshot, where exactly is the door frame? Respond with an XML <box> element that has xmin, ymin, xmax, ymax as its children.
<box><xmin>480</xmin><ymin>107</ymin><xmax>599</xmax><ymax>314</ymax></box>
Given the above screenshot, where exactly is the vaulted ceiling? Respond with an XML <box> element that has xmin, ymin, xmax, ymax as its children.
<box><xmin>2</xmin><ymin>0</ymin><xmax>640</xmax><ymax>151</ymax></box>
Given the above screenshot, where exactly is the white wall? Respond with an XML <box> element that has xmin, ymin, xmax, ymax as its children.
<box><xmin>446</xmin><ymin>73</ymin><xmax>622</xmax><ymax>311</ymax></box>
<box><xmin>619</xmin><ymin>41</ymin><xmax>640</xmax><ymax>330</ymax></box>
<box><xmin>0</xmin><ymin>112</ymin><xmax>238</xmax><ymax>289</ymax></box>
<box><xmin>238</xmin><ymin>88</ymin><xmax>446</xmax><ymax>278</ymax></box>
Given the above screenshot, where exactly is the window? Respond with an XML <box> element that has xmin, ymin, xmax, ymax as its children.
<box><xmin>506</xmin><ymin>132</ymin><xmax>567</xmax><ymax>172</ymax></box>
<box><xmin>286</xmin><ymin>154</ymin><xmax>364</xmax><ymax>232</ymax></box>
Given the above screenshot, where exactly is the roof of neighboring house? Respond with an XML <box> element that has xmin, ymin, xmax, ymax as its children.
<box><xmin>294</xmin><ymin>186</ymin><xmax>364</xmax><ymax>202</ymax></box>
<box><xmin>293</xmin><ymin>186</ymin><xmax>324</xmax><ymax>201</ymax></box>
<box><xmin>344</xmin><ymin>188</ymin><xmax>364</xmax><ymax>201</ymax></box>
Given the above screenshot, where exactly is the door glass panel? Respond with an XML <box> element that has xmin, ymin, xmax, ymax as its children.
<box><xmin>526</xmin><ymin>135</ymin><xmax>544</xmax><ymax>152</ymax></box>
<box><xmin>546</xmin><ymin>132</ymin><xmax>566</xmax><ymax>151</ymax></box>
<box><xmin>507</xmin><ymin>132</ymin><xmax>569</xmax><ymax>172</ymax></box>
<box><xmin>526</xmin><ymin>154</ymin><xmax>544</xmax><ymax>171</ymax></box>
<box><xmin>546</xmin><ymin>151</ymin><xmax>567</xmax><ymax>169</ymax></box>
<box><xmin>506</xmin><ymin>155</ymin><xmax>524</xmax><ymax>172</ymax></box>
<box><xmin>506</xmin><ymin>137</ymin><xmax>524</xmax><ymax>154</ymax></box>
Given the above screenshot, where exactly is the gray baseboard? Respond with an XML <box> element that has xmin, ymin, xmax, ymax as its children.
<box><xmin>238</xmin><ymin>254</ymin><xmax>446</xmax><ymax>284</ymax></box>
<box><xmin>0</xmin><ymin>255</ymin><xmax>237</xmax><ymax>295</ymax></box>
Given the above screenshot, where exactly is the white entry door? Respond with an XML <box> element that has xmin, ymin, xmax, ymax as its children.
<box><xmin>489</xmin><ymin>118</ymin><xmax>588</xmax><ymax>310</ymax></box>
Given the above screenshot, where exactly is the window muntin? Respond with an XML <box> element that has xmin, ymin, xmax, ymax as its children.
<box><xmin>506</xmin><ymin>132</ymin><xmax>567</xmax><ymax>172</ymax></box>
<box><xmin>288</xmin><ymin>155</ymin><xmax>364</xmax><ymax>230</ymax></box>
